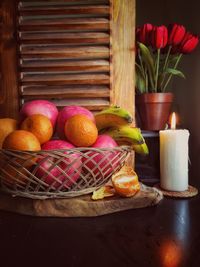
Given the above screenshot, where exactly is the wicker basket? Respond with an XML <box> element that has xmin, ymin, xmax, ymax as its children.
<box><xmin>0</xmin><ymin>146</ymin><xmax>131</xmax><ymax>199</ymax></box>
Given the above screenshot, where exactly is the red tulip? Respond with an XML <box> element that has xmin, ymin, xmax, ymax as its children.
<box><xmin>178</xmin><ymin>32</ymin><xmax>199</xmax><ymax>54</ymax></box>
<box><xmin>137</xmin><ymin>23</ymin><xmax>153</xmax><ymax>45</ymax></box>
<box><xmin>151</xmin><ymin>25</ymin><xmax>168</xmax><ymax>49</ymax></box>
<box><xmin>168</xmin><ymin>24</ymin><xmax>186</xmax><ymax>45</ymax></box>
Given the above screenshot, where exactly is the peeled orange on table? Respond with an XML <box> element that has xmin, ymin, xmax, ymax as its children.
<box><xmin>64</xmin><ymin>114</ymin><xmax>98</xmax><ymax>147</ymax></box>
<box><xmin>112</xmin><ymin>166</ymin><xmax>140</xmax><ymax>197</ymax></box>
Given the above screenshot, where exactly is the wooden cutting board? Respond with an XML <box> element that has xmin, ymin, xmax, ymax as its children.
<box><xmin>0</xmin><ymin>184</ymin><xmax>163</xmax><ymax>217</ymax></box>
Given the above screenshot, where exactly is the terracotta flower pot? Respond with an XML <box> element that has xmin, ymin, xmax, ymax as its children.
<box><xmin>135</xmin><ymin>93</ymin><xmax>174</xmax><ymax>131</ymax></box>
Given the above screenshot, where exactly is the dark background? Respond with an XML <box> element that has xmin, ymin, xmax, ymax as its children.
<box><xmin>136</xmin><ymin>0</ymin><xmax>200</xmax><ymax>184</ymax></box>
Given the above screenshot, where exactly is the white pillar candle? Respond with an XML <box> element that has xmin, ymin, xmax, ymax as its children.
<box><xmin>159</xmin><ymin>114</ymin><xmax>190</xmax><ymax>191</ymax></box>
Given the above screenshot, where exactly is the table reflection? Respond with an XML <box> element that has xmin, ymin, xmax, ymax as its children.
<box><xmin>159</xmin><ymin>200</ymin><xmax>190</xmax><ymax>267</ymax></box>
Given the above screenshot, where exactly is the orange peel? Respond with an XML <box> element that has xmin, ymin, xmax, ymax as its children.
<box><xmin>92</xmin><ymin>185</ymin><xmax>115</xmax><ymax>200</ymax></box>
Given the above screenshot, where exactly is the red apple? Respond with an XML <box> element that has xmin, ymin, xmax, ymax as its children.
<box><xmin>36</xmin><ymin>140</ymin><xmax>82</xmax><ymax>189</ymax></box>
<box><xmin>56</xmin><ymin>105</ymin><xmax>95</xmax><ymax>139</ymax></box>
<box><xmin>83</xmin><ymin>135</ymin><xmax>119</xmax><ymax>178</ymax></box>
<box><xmin>20</xmin><ymin>100</ymin><xmax>58</xmax><ymax>128</ymax></box>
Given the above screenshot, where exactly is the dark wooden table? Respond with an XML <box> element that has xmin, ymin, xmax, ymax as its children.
<box><xmin>0</xmin><ymin>183</ymin><xmax>199</xmax><ymax>267</ymax></box>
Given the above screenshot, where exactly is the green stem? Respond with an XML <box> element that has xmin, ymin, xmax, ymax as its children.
<box><xmin>154</xmin><ymin>49</ymin><xmax>161</xmax><ymax>92</ymax></box>
<box><xmin>160</xmin><ymin>45</ymin><xmax>172</xmax><ymax>90</ymax></box>
<box><xmin>163</xmin><ymin>45</ymin><xmax>172</xmax><ymax>71</ymax></box>
<box><xmin>162</xmin><ymin>54</ymin><xmax>183</xmax><ymax>92</ymax></box>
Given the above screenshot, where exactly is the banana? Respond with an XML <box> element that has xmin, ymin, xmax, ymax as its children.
<box><xmin>102</xmin><ymin>125</ymin><xmax>149</xmax><ymax>155</ymax></box>
<box><xmin>132</xmin><ymin>143</ymin><xmax>149</xmax><ymax>155</ymax></box>
<box><xmin>116</xmin><ymin>139</ymin><xmax>149</xmax><ymax>155</ymax></box>
<box><xmin>95</xmin><ymin>106</ymin><xmax>133</xmax><ymax>131</ymax></box>
<box><xmin>102</xmin><ymin>125</ymin><xmax>145</xmax><ymax>145</ymax></box>
<box><xmin>95</xmin><ymin>106</ymin><xmax>148</xmax><ymax>155</ymax></box>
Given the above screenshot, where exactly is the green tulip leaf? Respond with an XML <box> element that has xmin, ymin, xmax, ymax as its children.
<box><xmin>138</xmin><ymin>42</ymin><xmax>155</xmax><ymax>88</ymax></box>
<box><xmin>136</xmin><ymin>64</ymin><xmax>146</xmax><ymax>94</ymax></box>
<box><xmin>165</xmin><ymin>68</ymin><xmax>186</xmax><ymax>79</ymax></box>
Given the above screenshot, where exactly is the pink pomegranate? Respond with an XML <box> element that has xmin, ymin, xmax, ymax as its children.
<box><xmin>56</xmin><ymin>105</ymin><xmax>95</xmax><ymax>139</ymax></box>
<box><xmin>36</xmin><ymin>140</ymin><xmax>82</xmax><ymax>189</ymax></box>
<box><xmin>83</xmin><ymin>135</ymin><xmax>119</xmax><ymax>178</ymax></box>
<box><xmin>20</xmin><ymin>100</ymin><xmax>58</xmax><ymax>128</ymax></box>
<box><xmin>92</xmin><ymin>135</ymin><xmax>118</xmax><ymax>149</ymax></box>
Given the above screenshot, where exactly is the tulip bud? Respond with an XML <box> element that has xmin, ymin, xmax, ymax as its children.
<box><xmin>137</xmin><ymin>23</ymin><xmax>153</xmax><ymax>45</ymax></box>
<box><xmin>151</xmin><ymin>25</ymin><xmax>168</xmax><ymax>49</ymax></box>
<box><xmin>168</xmin><ymin>24</ymin><xmax>186</xmax><ymax>45</ymax></box>
<box><xmin>179</xmin><ymin>32</ymin><xmax>199</xmax><ymax>54</ymax></box>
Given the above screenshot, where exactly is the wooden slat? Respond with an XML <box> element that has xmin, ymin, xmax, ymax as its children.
<box><xmin>20</xmin><ymin>46</ymin><xmax>110</xmax><ymax>59</ymax></box>
<box><xmin>21</xmin><ymin>73</ymin><xmax>110</xmax><ymax>85</ymax></box>
<box><xmin>53</xmin><ymin>98</ymin><xmax>110</xmax><ymax>111</ymax></box>
<box><xmin>19</xmin><ymin>1</ymin><xmax>109</xmax><ymax>7</ymax></box>
<box><xmin>19</xmin><ymin>16</ymin><xmax>109</xmax><ymax>27</ymax></box>
<box><xmin>22</xmin><ymin>98</ymin><xmax>110</xmax><ymax>111</ymax></box>
<box><xmin>20</xmin><ymin>59</ymin><xmax>110</xmax><ymax>72</ymax></box>
<box><xmin>19</xmin><ymin>5</ymin><xmax>110</xmax><ymax>16</ymax></box>
<box><xmin>21</xmin><ymin>85</ymin><xmax>110</xmax><ymax>98</ymax></box>
<box><xmin>19</xmin><ymin>32</ymin><xmax>110</xmax><ymax>44</ymax></box>
<box><xmin>19</xmin><ymin>18</ymin><xmax>109</xmax><ymax>31</ymax></box>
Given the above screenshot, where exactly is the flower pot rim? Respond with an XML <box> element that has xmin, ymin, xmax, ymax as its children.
<box><xmin>136</xmin><ymin>92</ymin><xmax>174</xmax><ymax>104</ymax></box>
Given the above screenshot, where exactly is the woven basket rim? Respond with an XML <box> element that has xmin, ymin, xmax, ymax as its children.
<box><xmin>0</xmin><ymin>146</ymin><xmax>131</xmax><ymax>154</ymax></box>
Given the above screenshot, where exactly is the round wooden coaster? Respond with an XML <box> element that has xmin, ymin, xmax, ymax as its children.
<box><xmin>154</xmin><ymin>184</ymin><xmax>198</xmax><ymax>198</ymax></box>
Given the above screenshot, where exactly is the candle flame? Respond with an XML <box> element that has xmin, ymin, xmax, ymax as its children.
<box><xmin>171</xmin><ymin>112</ymin><xmax>176</xmax><ymax>129</ymax></box>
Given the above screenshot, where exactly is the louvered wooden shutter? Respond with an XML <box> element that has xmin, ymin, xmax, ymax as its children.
<box><xmin>0</xmin><ymin>0</ymin><xmax>135</xmax><ymax>119</ymax></box>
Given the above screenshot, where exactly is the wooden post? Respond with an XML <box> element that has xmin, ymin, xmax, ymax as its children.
<box><xmin>111</xmin><ymin>0</ymin><xmax>135</xmax><ymax>120</ymax></box>
<box><xmin>111</xmin><ymin>0</ymin><xmax>136</xmax><ymax>166</ymax></box>
<box><xmin>0</xmin><ymin>0</ymin><xmax>19</xmax><ymax>119</ymax></box>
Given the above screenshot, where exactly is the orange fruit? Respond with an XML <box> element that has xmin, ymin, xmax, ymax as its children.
<box><xmin>20</xmin><ymin>114</ymin><xmax>53</xmax><ymax>145</ymax></box>
<box><xmin>1</xmin><ymin>130</ymin><xmax>41</xmax><ymax>186</ymax></box>
<box><xmin>0</xmin><ymin>118</ymin><xmax>18</xmax><ymax>148</ymax></box>
<box><xmin>64</xmin><ymin>114</ymin><xmax>98</xmax><ymax>147</ymax></box>
<box><xmin>2</xmin><ymin>130</ymin><xmax>41</xmax><ymax>151</ymax></box>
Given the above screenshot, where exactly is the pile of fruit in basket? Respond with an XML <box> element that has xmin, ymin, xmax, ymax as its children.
<box><xmin>0</xmin><ymin>100</ymin><xmax>148</xmax><ymax>195</ymax></box>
